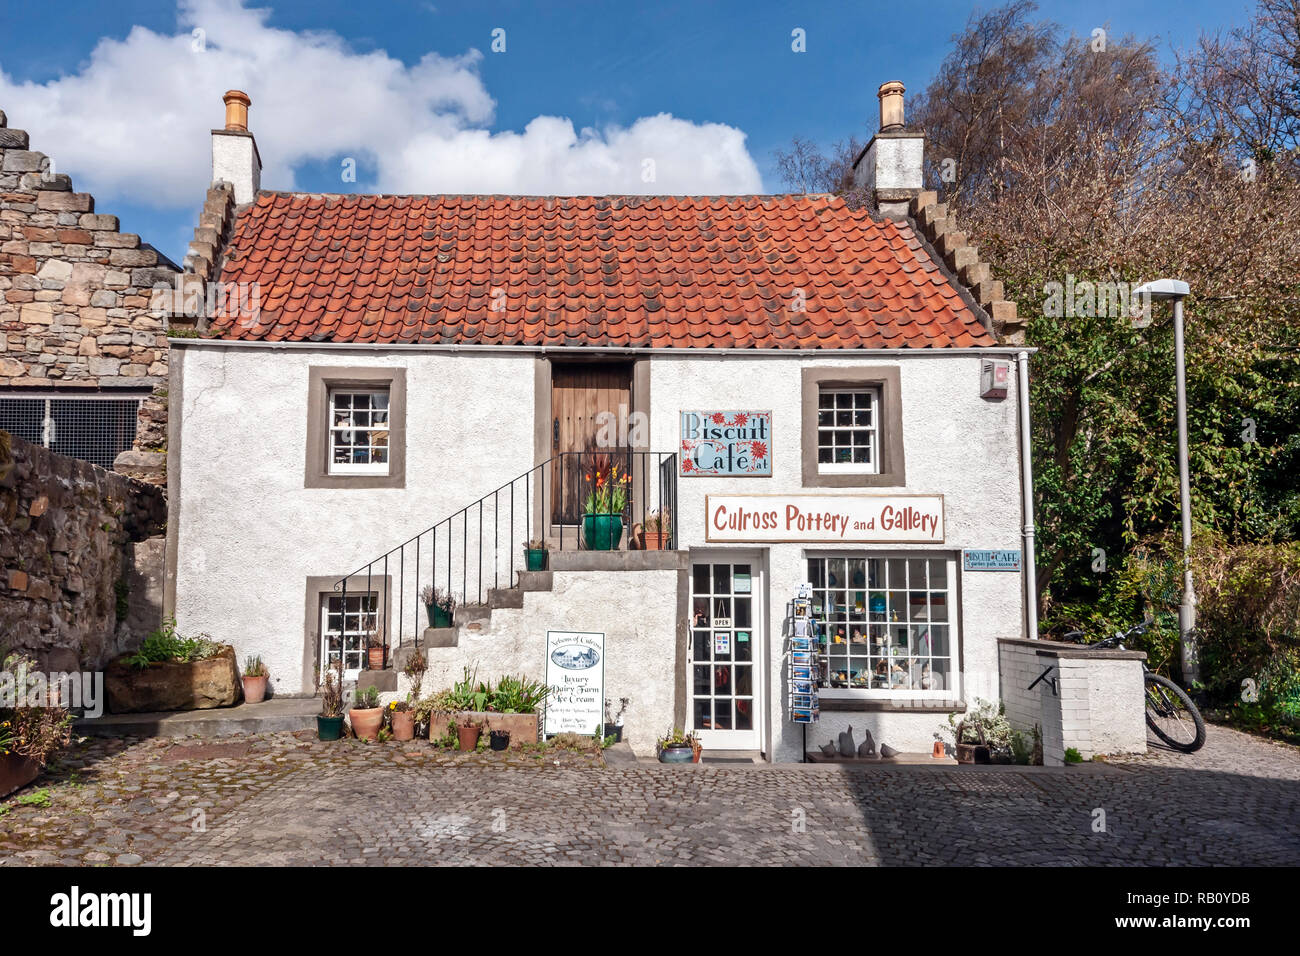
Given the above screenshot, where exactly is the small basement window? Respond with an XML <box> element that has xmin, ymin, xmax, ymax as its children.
<box><xmin>0</xmin><ymin>393</ymin><xmax>142</xmax><ymax>470</ymax></box>
<box><xmin>320</xmin><ymin>591</ymin><xmax>379</xmax><ymax>682</ymax></box>
<box><xmin>816</xmin><ymin>387</ymin><xmax>879</xmax><ymax>474</ymax></box>
<box><xmin>327</xmin><ymin>389</ymin><xmax>390</xmax><ymax>475</ymax></box>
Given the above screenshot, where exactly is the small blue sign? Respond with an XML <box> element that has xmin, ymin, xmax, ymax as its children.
<box><xmin>680</xmin><ymin>410</ymin><xmax>771</xmax><ymax>476</ymax></box>
<box><xmin>963</xmin><ymin>549</ymin><xmax>1022</xmax><ymax>571</ymax></box>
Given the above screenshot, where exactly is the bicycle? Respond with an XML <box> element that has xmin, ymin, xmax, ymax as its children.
<box><xmin>1063</xmin><ymin>620</ymin><xmax>1207</xmax><ymax>753</ymax></box>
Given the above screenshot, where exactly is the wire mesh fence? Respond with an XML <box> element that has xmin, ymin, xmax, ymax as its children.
<box><xmin>0</xmin><ymin>394</ymin><xmax>143</xmax><ymax>470</ymax></box>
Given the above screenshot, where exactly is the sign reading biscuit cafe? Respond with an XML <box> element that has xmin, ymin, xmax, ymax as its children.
<box><xmin>705</xmin><ymin>494</ymin><xmax>945</xmax><ymax>543</ymax></box>
<box><xmin>680</xmin><ymin>410</ymin><xmax>771</xmax><ymax>476</ymax></box>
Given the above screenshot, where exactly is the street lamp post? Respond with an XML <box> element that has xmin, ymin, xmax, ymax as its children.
<box><xmin>1134</xmin><ymin>279</ymin><xmax>1198</xmax><ymax>684</ymax></box>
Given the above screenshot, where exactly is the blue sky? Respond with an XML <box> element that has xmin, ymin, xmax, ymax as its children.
<box><xmin>0</xmin><ymin>0</ymin><xmax>1258</xmax><ymax>263</ymax></box>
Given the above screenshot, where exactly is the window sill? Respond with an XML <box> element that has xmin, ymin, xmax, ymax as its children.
<box><xmin>819</xmin><ymin>697</ymin><xmax>966</xmax><ymax>714</ymax></box>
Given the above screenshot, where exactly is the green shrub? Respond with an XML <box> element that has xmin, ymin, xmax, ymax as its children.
<box><xmin>124</xmin><ymin>619</ymin><xmax>222</xmax><ymax>669</ymax></box>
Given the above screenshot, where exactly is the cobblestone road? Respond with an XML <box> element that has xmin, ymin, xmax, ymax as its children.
<box><xmin>1</xmin><ymin>726</ymin><xmax>1296</xmax><ymax>866</ymax></box>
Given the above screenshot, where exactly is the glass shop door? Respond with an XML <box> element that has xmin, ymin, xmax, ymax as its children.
<box><xmin>688</xmin><ymin>557</ymin><xmax>764</xmax><ymax>750</ymax></box>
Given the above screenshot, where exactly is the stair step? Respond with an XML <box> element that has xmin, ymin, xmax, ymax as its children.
<box><xmin>487</xmin><ymin>587</ymin><xmax>524</xmax><ymax>609</ymax></box>
<box><xmin>455</xmin><ymin>604</ymin><xmax>491</xmax><ymax>623</ymax></box>
<box><xmin>516</xmin><ymin>570</ymin><xmax>554</xmax><ymax>592</ymax></box>
<box><xmin>356</xmin><ymin>670</ymin><xmax>397</xmax><ymax>693</ymax></box>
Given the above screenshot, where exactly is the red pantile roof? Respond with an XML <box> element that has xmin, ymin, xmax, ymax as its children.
<box><xmin>207</xmin><ymin>192</ymin><xmax>996</xmax><ymax>348</ymax></box>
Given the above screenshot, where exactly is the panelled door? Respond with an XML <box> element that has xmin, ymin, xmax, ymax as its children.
<box><xmin>550</xmin><ymin>362</ymin><xmax>633</xmax><ymax>524</ymax></box>
<box><xmin>688</xmin><ymin>556</ymin><xmax>764</xmax><ymax>750</ymax></box>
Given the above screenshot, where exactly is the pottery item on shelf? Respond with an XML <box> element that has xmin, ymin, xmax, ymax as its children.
<box><xmin>838</xmin><ymin>726</ymin><xmax>856</xmax><ymax>756</ymax></box>
<box><xmin>880</xmin><ymin>743</ymin><xmax>899</xmax><ymax>758</ymax></box>
<box><xmin>858</xmin><ymin>729</ymin><xmax>876</xmax><ymax>757</ymax></box>
<box><xmin>932</xmin><ymin>740</ymin><xmax>946</xmax><ymax>759</ymax></box>
<box><xmin>820</xmin><ymin>741</ymin><xmax>838</xmax><ymax>757</ymax></box>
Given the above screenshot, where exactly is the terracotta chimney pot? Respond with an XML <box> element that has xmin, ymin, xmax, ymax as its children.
<box><xmin>223</xmin><ymin>90</ymin><xmax>251</xmax><ymax>132</ymax></box>
<box><xmin>877</xmin><ymin>81</ymin><xmax>905</xmax><ymax>131</ymax></box>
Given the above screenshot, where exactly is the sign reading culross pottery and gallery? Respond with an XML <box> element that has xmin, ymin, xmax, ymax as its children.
<box><xmin>705</xmin><ymin>494</ymin><xmax>945</xmax><ymax>543</ymax></box>
<box><xmin>680</xmin><ymin>410</ymin><xmax>771</xmax><ymax>476</ymax></box>
<box><xmin>543</xmin><ymin>631</ymin><xmax>605</xmax><ymax>736</ymax></box>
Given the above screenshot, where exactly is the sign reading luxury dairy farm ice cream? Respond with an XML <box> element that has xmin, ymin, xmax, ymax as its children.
<box><xmin>704</xmin><ymin>494</ymin><xmax>945</xmax><ymax>543</ymax></box>
<box><xmin>543</xmin><ymin>631</ymin><xmax>605</xmax><ymax>736</ymax></box>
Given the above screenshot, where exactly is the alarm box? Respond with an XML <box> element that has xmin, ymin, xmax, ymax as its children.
<box><xmin>980</xmin><ymin>359</ymin><xmax>1011</xmax><ymax>399</ymax></box>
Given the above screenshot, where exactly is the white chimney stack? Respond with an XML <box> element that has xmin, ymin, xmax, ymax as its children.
<box><xmin>852</xmin><ymin>80</ymin><xmax>924</xmax><ymax>218</ymax></box>
<box><xmin>211</xmin><ymin>90</ymin><xmax>261</xmax><ymax>205</ymax></box>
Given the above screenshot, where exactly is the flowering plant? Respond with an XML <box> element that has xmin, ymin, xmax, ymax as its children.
<box><xmin>582</xmin><ymin>454</ymin><xmax>630</xmax><ymax>516</ymax></box>
<box><xmin>0</xmin><ymin>654</ymin><xmax>73</xmax><ymax>767</ymax></box>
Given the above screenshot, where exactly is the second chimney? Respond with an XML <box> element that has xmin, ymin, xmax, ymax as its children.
<box><xmin>211</xmin><ymin>89</ymin><xmax>262</xmax><ymax>205</ymax></box>
<box><xmin>852</xmin><ymin>80</ymin><xmax>923</xmax><ymax>218</ymax></box>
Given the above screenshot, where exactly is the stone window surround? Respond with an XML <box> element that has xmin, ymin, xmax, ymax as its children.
<box><xmin>302</xmin><ymin>574</ymin><xmax>392</xmax><ymax>692</ymax></box>
<box><xmin>305</xmin><ymin>366</ymin><xmax>406</xmax><ymax>489</ymax></box>
<box><xmin>800</xmin><ymin>366</ymin><xmax>905</xmax><ymax>488</ymax></box>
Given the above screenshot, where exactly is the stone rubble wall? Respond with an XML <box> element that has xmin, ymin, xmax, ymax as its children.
<box><xmin>0</xmin><ymin>430</ymin><xmax>166</xmax><ymax>672</ymax></box>
<box><xmin>0</xmin><ymin>108</ymin><xmax>178</xmax><ymax>484</ymax></box>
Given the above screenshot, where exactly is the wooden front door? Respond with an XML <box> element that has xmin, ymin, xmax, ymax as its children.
<box><xmin>551</xmin><ymin>363</ymin><xmax>633</xmax><ymax>524</ymax></box>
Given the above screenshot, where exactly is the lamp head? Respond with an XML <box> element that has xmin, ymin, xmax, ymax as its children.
<box><xmin>1134</xmin><ymin>278</ymin><xmax>1190</xmax><ymax>301</ymax></box>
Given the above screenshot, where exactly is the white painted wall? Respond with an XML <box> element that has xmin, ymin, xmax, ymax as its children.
<box><xmin>649</xmin><ymin>354</ymin><xmax>1025</xmax><ymax>760</ymax></box>
<box><xmin>174</xmin><ymin>345</ymin><xmax>1029</xmax><ymax>762</ymax></box>
<box><xmin>173</xmin><ymin>345</ymin><xmax>537</xmax><ymax>694</ymax></box>
<box><xmin>407</xmin><ymin>567</ymin><xmax>680</xmax><ymax>756</ymax></box>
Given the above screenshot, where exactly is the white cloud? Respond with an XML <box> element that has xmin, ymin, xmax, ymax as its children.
<box><xmin>0</xmin><ymin>0</ymin><xmax>762</xmax><ymax>207</ymax></box>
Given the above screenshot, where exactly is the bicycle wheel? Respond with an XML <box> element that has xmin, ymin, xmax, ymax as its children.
<box><xmin>1144</xmin><ymin>673</ymin><xmax>1206</xmax><ymax>753</ymax></box>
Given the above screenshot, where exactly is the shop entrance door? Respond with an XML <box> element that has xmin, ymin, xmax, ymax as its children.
<box><xmin>688</xmin><ymin>556</ymin><xmax>764</xmax><ymax>750</ymax></box>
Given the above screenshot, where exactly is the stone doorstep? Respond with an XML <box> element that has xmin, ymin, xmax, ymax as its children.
<box><xmin>75</xmin><ymin>697</ymin><xmax>320</xmax><ymax>738</ymax></box>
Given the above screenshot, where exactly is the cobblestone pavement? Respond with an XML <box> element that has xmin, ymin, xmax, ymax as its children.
<box><xmin>1</xmin><ymin>726</ymin><xmax>1296</xmax><ymax>866</ymax></box>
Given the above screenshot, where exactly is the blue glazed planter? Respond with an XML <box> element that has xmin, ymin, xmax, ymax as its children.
<box><xmin>658</xmin><ymin>745</ymin><xmax>695</xmax><ymax>764</ymax></box>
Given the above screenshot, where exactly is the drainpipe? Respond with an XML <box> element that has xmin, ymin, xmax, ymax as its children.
<box><xmin>1016</xmin><ymin>350</ymin><xmax>1038</xmax><ymax>639</ymax></box>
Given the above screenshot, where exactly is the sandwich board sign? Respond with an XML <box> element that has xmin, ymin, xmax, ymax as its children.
<box><xmin>544</xmin><ymin>631</ymin><xmax>605</xmax><ymax>736</ymax></box>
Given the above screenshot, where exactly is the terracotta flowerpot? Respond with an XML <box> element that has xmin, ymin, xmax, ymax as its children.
<box><xmin>367</xmin><ymin>646</ymin><xmax>385</xmax><ymax>670</ymax></box>
<box><xmin>242</xmin><ymin>675</ymin><xmax>268</xmax><ymax>704</ymax></box>
<box><xmin>0</xmin><ymin>753</ymin><xmax>41</xmax><ymax>799</ymax></box>
<box><xmin>456</xmin><ymin>723</ymin><xmax>482</xmax><ymax>751</ymax></box>
<box><xmin>350</xmin><ymin>707</ymin><xmax>383</xmax><ymax>741</ymax></box>
<box><xmin>643</xmin><ymin>530</ymin><xmax>668</xmax><ymax>550</ymax></box>
<box><xmin>391</xmin><ymin>710</ymin><xmax>415</xmax><ymax>741</ymax></box>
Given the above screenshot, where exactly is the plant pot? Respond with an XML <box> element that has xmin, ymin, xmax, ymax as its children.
<box><xmin>241</xmin><ymin>675</ymin><xmax>268</xmax><ymax>704</ymax></box>
<box><xmin>955</xmin><ymin>742</ymin><xmax>993</xmax><ymax>765</ymax></box>
<box><xmin>0</xmin><ymin>753</ymin><xmax>41</xmax><ymax>799</ymax></box>
<box><xmin>642</xmin><ymin>530</ymin><xmax>668</xmax><ymax>551</ymax></box>
<box><xmin>604</xmin><ymin>724</ymin><xmax>623</xmax><ymax>743</ymax></box>
<box><xmin>350</xmin><ymin>707</ymin><xmax>384</xmax><ymax>741</ymax></box>
<box><xmin>524</xmin><ymin>548</ymin><xmax>548</xmax><ymax>571</ymax></box>
<box><xmin>391</xmin><ymin>711</ymin><xmax>415</xmax><ymax>741</ymax></box>
<box><xmin>427</xmin><ymin>605</ymin><xmax>453</xmax><ymax>628</ymax></box>
<box><xmin>367</xmin><ymin>646</ymin><xmax>385</xmax><ymax>670</ymax></box>
<box><xmin>658</xmin><ymin>744</ymin><xmax>695</xmax><ymax>764</ymax></box>
<box><xmin>456</xmin><ymin>723</ymin><xmax>482</xmax><ymax>751</ymax></box>
<box><xmin>316</xmin><ymin>715</ymin><xmax>344</xmax><ymax>741</ymax></box>
<box><xmin>581</xmin><ymin>513</ymin><xmax>623</xmax><ymax>551</ymax></box>
<box><xmin>489</xmin><ymin>730</ymin><xmax>511</xmax><ymax>752</ymax></box>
